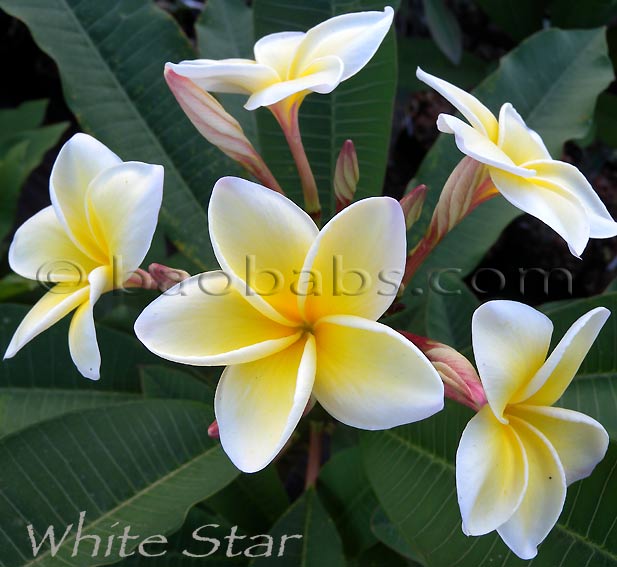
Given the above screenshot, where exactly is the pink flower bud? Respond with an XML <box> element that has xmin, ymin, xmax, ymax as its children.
<box><xmin>208</xmin><ymin>420</ymin><xmax>220</xmax><ymax>439</ymax></box>
<box><xmin>334</xmin><ymin>140</ymin><xmax>360</xmax><ymax>212</ymax></box>
<box><xmin>148</xmin><ymin>263</ymin><xmax>190</xmax><ymax>292</ymax></box>
<box><xmin>399</xmin><ymin>184</ymin><xmax>428</xmax><ymax>230</ymax></box>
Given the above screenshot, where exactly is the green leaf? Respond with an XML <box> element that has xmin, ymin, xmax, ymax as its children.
<box><xmin>422</xmin><ymin>0</ymin><xmax>462</xmax><ymax>64</ymax></box>
<box><xmin>0</xmin><ymin>400</ymin><xmax>239</xmax><ymax>567</ymax></box>
<box><xmin>349</xmin><ymin>543</ymin><xmax>417</xmax><ymax>567</ymax></box>
<box><xmin>253</xmin><ymin>0</ymin><xmax>398</xmax><ymax>217</ymax></box>
<box><xmin>0</xmin><ymin>0</ymin><xmax>235</xmax><ymax>269</ymax></box>
<box><xmin>0</xmin><ymin>274</ymin><xmax>39</xmax><ymax>302</ymax></box>
<box><xmin>595</xmin><ymin>92</ymin><xmax>617</xmax><ymax>148</ymax></box>
<box><xmin>474</xmin><ymin>0</ymin><xmax>546</xmax><ymax>41</ymax></box>
<box><xmin>195</xmin><ymin>0</ymin><xmax>258</xmax><ymax>143</ymax></box>
<box><xmin>397</xmin><ymin>37</ymin><xmax>490</xmax><ymax>93</ymax></box>
<box><xmin>370</xmin><ymin>508</ymin><xmax>423</xmax><ymax>563</ymax></box>
<box><xmin>550</xmin><ymin>0</ymin><xmax>617</xmax><ymax>28</ymax></box>
<box><xmin>362</xmin><ymin>402</ymin><xmax>617</xmax><ymax>566</ymax></box>
<box><xmin>404</xmin><ymin>27</ymin><xmax>614</xmax><ymax>299</ymax></box>
<box><xmin>208</xmin><ymin>467</ymin><xmax>289</xmax><ymax>533</ymax></box>
<box><xmin>318</xmin><ymin>447</ymin><xmax>379</xmax><ymax>555</ymax></box>
<box><xmin>541</xmin><ymin>292</ymin><xmax>617</xmax><ymax>439</ymax></box>
<box><xmin>0</xmin><ymin>141</ymin><xmax>28</xmax><ymax>243</ymax></box>
<box><xmin>250</xmin><ymin>488</ymin><xmax>345</xmax><ymax>567</ymax></box>
<box><xmin>140</xmin><ymin>365</ymin><xmax>216</xmax><ymax>403</ymax></box>
<box><xmin>0</xmin><ymin>303</ymin><xmax>153</xmax><ymax>391</ymax></box>
<box><xmin>0</xmin><ymin>99</ymin><xmax>48</xmax><ymax>132</ymax></box>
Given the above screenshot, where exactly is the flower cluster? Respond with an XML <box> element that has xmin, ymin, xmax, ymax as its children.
<box><xmin>4</xmin><ymin>5</ymin><xmax>615</xmax><ymax>561</ymax></box>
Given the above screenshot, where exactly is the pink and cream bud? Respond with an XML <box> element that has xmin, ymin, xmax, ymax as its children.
<box><xmin>334</xmin><ymin>139</ymin><xmax>360</xmax><ymax>212</ymax></box>
<box><xmin>399</xmin><ymin>184</ymin><xmax>428</xmax><ymax>231</ymax></box>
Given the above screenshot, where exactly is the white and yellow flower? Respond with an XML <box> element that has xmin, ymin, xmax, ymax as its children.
<box><xmin>4</xmin><ymin>134</ymin><xmax>163</xmax><ymax>379</ymax></box>
<box><xmin>134</xmin><ymin>177</ymin><xmax>443</xmax><ymax>473</ymax></box>
<box><xmin>457</xmin><ymin>300</ymin><xmax>609</xmax><ymax>559</ymax></box>
<box><xmin>417</xmin><ymin>68</ymin><xmax>617</xmax><ymax>257</ymax></box>
<box><xmin>166</xmin><ymin>7</ymin><xmax>394</xmax><ymax>112</ymax></box>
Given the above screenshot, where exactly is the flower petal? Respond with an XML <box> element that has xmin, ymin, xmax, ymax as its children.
<box><xmin>215</xmin><ymin>335</ymin><xmax>316</xmax><ymax>473</ymax></box>
<box><xmin>516</xmin><ymin>307</ymin><xmax>610</xmax><ymax>406</ymax></box>
<box><xmin>508</xmin><ymin>405</ymin><xmax>608</xmax><ymax>485</ymax></box>
<box><xmin>67</xmin><ymin>265</ymin><xmax>110</xmax><ymax>380</ymax></box>
<box><xmin>208</xmin><ymin>177</ymin><xmax>318</xmax><ymax>324</ymax></box>
<box><xmin>524</xmin><ymin>159</ymin><xmax>617</xmax><ymax>239</ymax></box>
<box><xmin>497</xmin><ymin>417</ymin><xmax>566</xmax><ymax>560</ymax></box>
<box><xmin>472</xmin><ymin>300</ymin><xmax>552</xmax><ymax>421</ymax></box>
<box><xmin>165</xmin><ymin>59</ymin><xmax>279</xmax><ymax>95</ymax></box>
<box><xmin>86</xmin><ymin>161</ymin><xmax>164</xmax><ymax>277</ymax></box>
<box><xmin>8</xmin><ymin>206</ymin><xmax>98</xmax><ymax>283</ymax></box>
<box><xmin>456</xmin><ymin>405</ymin><xmax>527</xmax><ymax>536</ymax></box>
<box><xmin>50</xmin><ymin>133</ymin><xmax>121</xmax><ymax>260</ymax></box>
<box><xmin>300</xmin><ymin>197</ymin><xmax>406</xmax><ymax>322</ymax></box>
<box><xmin>291</xmin><ymin>7</ymin><xmax>394</xmax><ymax>83</ymax></box>
<box><xmin>437</xmin><ymin>115</ymin><xmax>533</xmax><ymax>177</ymax></box>
<box><xmin>253</xmin><ymin>31</ymin><xmax>305</xmax><ymax>78</ymax></box>
<box><xmin>312</xmin><ymin>315</ymin><xmax>443</xmax><ymax>429</ymax></box>
<box><xmin>245</xmin><ymin>55</ymin><xmax>344</xmax><ymax>110</ymax></box>
<box><xmin>490</xmin><ymin>167</ymin><xmax>590</xmax><ymax>257</ymax></box>
<box><xmin>497</xmin><ymin>103</ymin><xmax>551</xmax><ymax>164</ymax></box>
<box><xmin>4</xmin><ymin>285</ymin><xmax>89</xmax><ymax>360</ymax></box>
<box><xmin>134</xmin><ymin>271</ymin><xmax>301</xmax><ymax>366</ymax></box>
<box><xmin>416</xmin><ymin>68</ymin><xmax>499</xmax><ymax>140</ymax></box>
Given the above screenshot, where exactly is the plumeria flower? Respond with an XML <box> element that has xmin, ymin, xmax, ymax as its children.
<box><xmin>166</xmin><ymin>7</ymin><xmax>394</xmax><ymax>112</ymax></box>
<box><xmin>457</xmin><ymin>300</ymin><xmax>609</xmax><ymax>559</ymax></box>
<box><xmin>4</xmin><ymin>134</ymin><xmax>163</xmax><ymax>379</ymax></box>
<box><xmin>417</xmin><ymin>68</ymin><xmax>617</xmax><ymax>257</ymax></box>
<box><xmin>135</xmin><ymin>177</ymin><xmax>443</xmax><ymax>473</ymax></box>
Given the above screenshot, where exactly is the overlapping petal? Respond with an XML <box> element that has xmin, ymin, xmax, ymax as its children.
<box><xmin>253</xmin><ymin>31</ymin><xmax>305</xmax><ymax>78</ymax></box>
<box><xmin>8</xmin><ymin>206</ymin><xmax>99</xmax><ymax>283</ymax></box>
<box><xmin>456</xmin><ymin>405</ymin><xmax>527</xmax><ymax>536</ymax></box>
<box><xmin>497</xmin><ymin>103</ymin><xmax>551</xmax><ymax>164</ymax></box>
<box><xmin>50</xmin><ymin>133</ymin><xmax>121</xmax><ymax>260</ymax></box>
<box><xmin>208</xmin><ymin>176</ymin><xmax>319</xmax><ymax>324</ymax></box>
<box><xmin>508</xmin><ymin>405</ymin><xmax>608</xmax><ymax>485</ymax></box>
<box><xmin>300</xmin><ymin>196</ymin><xmax>406</xmax><ymax>323</ymax></box>
<box><xmin>472</xmin><ymin>300</ymin><xmax>552</xmax><ymax>421</ymax></box>
<box><xmin>312</xmin><ymin>315</ymin><xmax>443</xmax><ymax>429</ymax></box>
<box><xmin>215</xmin><ymin>335</ymin><xmax>316</xmax><ymax>473</ymax></box>
<box><xmin>416</xmin><ymin>67</ymin><xmax>499</xmax><ymax>140</ymax></box>
<box><xmin>86</xmin><ymin>161</ymin><xmax>163</xmax><ymax>277</ymax></box>
<box><xmin>497</xmin><ymin>418</ymin><xmax>566</xmax><ymax>560</ymax></box>
<box><xmin>134</xmin><ymin>272</ymin><xmax>301</xmax><ymax>366</ymax></box>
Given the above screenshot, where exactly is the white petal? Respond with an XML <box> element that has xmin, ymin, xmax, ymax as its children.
<box><xmin>215</xmin><ymin>335</ymin><xmax>316</xmax><ymax>473</ymax></box>
<box><xmin>8</xmin><ymin>206</ymin><xmax>99</xmax><ymax>283</ymax></box>
<box><xmin>416</xmin><ymin>67</ymin><xmax>499</xmax><ymax>140</ymax></box>
<box><xmin>497</xmin><ymin>418</ymin><xmax>566</xmax><ymax>560</ymax></box>
<box><xmin>86</xmin><ymin>161</ymin><xmax>164</xmax><ymax>277</ymax></box>
<box><xmin>524</xmin><ymin>159</ymin><xmax>617</xmax><ymax>239</ymax></box>
<box><xmin>166</xmin><ymin>59</ymin><xmax>279</xmax><ymax>95</ymax></box>
<box><xmin>291</xmin><ymin>7</ymin><xmax>394</xmax><ymax>83</ymax></box>
<box><xmin>438</xmin><ymin>115</ymin><xmax>534</xmax><ymax>177</ymax></box>
<box><xmin>67</xmin><ymin>266</ymin><xmax>111</xmax><ymax>380</ymax></box>
<box><xmin>208</xmin><ymin>177</ymin><xmax>318</xmax><ymax>325</ymax></box>
<box><xmin>497</xmin><ymin>103</ymin><xmax>552</xmax><ymax>164</ymax></box>
<box><xmin>456</xmin><ymin>405</ymin><xmax>527</xmax><ymax>536</ymax></box>
<box><xmin>490</xmin><ymin>167</ymin><xmax>591</xmax><ymax>257</ymax></box>
<box><xmin>472</xmin><ymin>300</ymin><xmax>552</xmax><ymax>421</ymax></box>
<box><xmin>134</xmin><ymin>272</ymin><xmax>301</xmax><ymax>366</ymax></box>
<box><xmin>253</xmin><ymin>31</ymin><xmax>305</xmax><ymax>78</ymax></box>
<box><xmin>245</xmin><ymin>55</ymin><xmax>344</xmax><ymax>110</ymax></box>
<box><xmin>509</xmin><ymin>405</ymin><xmax>608</xmax><ymax>485</ymax></box>
<box><xmin>50</xmin><ymin>133</ymin><xmax>121</xmax><ymax>260</ymax></box>
<box><xmin>299</xmin><ymin>196</ymin><xmax>406</xmax><ymax>323</ymax></box>
<box><xmin>312</xmin><ymin>315</ymin><xmax>443</xmax><ymax>429</ymax></box>
<box><xmin>4</xmin><ymin>285</ymin><xmax>89</xmax><ymax>359</ymax></box>
<box><xmin>516</xmin><ymin>307</ymin><xmax>610</xmax><ymax>406</ymax></box>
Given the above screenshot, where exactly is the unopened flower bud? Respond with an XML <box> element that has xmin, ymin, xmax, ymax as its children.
<box><xmin>334</xmin><ymin>139</ymin><xmax>359</xmax><ymax>212</ymax></box>
<box><xmin>400</xmin><ymin>331</ymin><xmax>487</xmax><ymax>411</ymax></box>
<box><xmin>399</xmin><ymin>184</ymin><xmax>428</xmax><ymax>230</ymax></box>
<box><xmin>148</xmin><ymin>263</ymin><xmax>190</xmax><ymax>292</ymax></box>
<box><xmin>208</xmin><ymin>420</ymin><xmax>220</xmax><ymax>439</ymax></box>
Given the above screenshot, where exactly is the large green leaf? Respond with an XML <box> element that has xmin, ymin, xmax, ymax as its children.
<box><xmin>541</xmin><ymin>292</ymin><xmax>617</xmax><ymax>438</ymax></box>
<box><xmin>550</xmin><ymin>0</ymin><xmax>617</xmax><ymax>28</ymax></box>
<box><xmin>253</xmin><ymin>0</ymin><xmax>398</xmax><ymax>217</ymax></box>
<box><xmin>0</xmin><ymin>400</ymin><xmax>238</xmax><ymax>567</ymax></box>
<box><xmin>250</xmin><ymin>488</ymin><xmax>345</xmax><ymax>567</ymax></box>
<box><xmin>362</xmin><ymin>402</ymin><xmax>617</xmax><ymax>566</ymax></box>
<box><xmin>422</xmin><ymin>0</ymin><xmax>462</xmax><ymax>64</ymax></box>
<box><xmin>0</xmin><ymin>0</ymin><xmax>234</xmax><ymax>269</ymax></box>
<box><xmin>140</xmin><ymin>365</ymin><xmax>216</xmax><ymax>403</ymax></box>
<box><xmin>474</xmin><ymin>0</ymin><xmax>546</xmax><ymax>41</ymax></box>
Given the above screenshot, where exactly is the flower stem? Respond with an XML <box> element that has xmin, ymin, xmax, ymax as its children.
<box><xmin>305</xmin><ymin>421</ymin><xmax>323</xmax><ymax>490</ymax></box>
<box><xmin>270</xmin><ymin>101</ymin><xmax>322</xmax><ymax>225</ymax></box>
